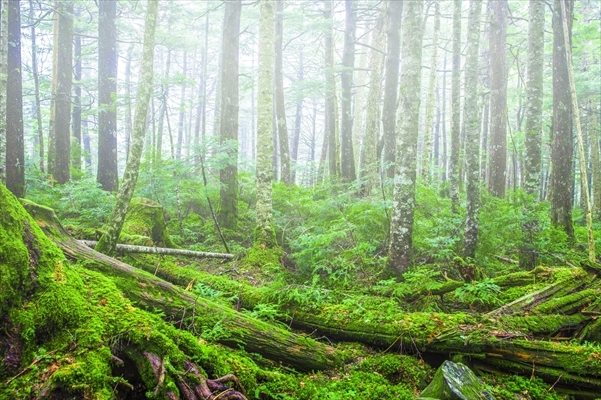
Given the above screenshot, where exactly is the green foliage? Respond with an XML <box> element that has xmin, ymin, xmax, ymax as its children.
<box><xmin>483</xmin><ymin>374</ymin><xmax>565</xmax><ymax>400</ymax></box>
<box><xmin>453</xmin><ymin>279</ymin><xmax>502</xmax><ymax>310</ymax></box>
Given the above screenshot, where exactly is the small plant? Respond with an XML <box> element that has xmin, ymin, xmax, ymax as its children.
<box><xmin>454</xmin><ymin>279</ymin><xmax>502</xmax><ymax>310</ymax></box>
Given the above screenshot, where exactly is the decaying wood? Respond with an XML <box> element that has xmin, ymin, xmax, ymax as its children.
<box><xmin>79</xmin><ymin>240</ymin><xmax>234</xmax><ymax>259</ymax></box>
<box><xmin>23</xmin><ymin>201</ymin><xmax>344</xmax><ymax>372</ymax></box>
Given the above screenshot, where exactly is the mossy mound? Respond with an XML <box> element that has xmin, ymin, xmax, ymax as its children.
<box><xmin>120</xmin><ymin>197</ymin><xmax>177</xmax><ymax>248</ymax></box>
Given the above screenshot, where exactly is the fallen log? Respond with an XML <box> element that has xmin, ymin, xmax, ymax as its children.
<box><xmin>23</xmin><ymin>200</ymin><xmax>344</xmax><ymax>372</ymax></box>
<box><xmin>79</xmin><ymin>240</ymin><xmax>234</xmax><ymax>260</ymax></box>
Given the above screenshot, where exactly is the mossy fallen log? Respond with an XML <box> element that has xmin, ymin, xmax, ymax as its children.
<box><xmin>23</xmin><ymin>200</ymin><xmax>344</xmax><ymax>372</ymax></box>
<box><xmin>79</xmin><ymin>240</ymin><xmax>234</xmax><ymax>259</ymax></box>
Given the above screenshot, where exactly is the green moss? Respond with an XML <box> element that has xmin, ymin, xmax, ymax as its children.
<box><xmin>245</xmin><ymin>243</ymin><xmax>284</xmax><ymax>270</ymax></box>
<box><xmin>121</xmin><ymin>197</ymin><xmax>177</xmax><ymax>248</ymax></box>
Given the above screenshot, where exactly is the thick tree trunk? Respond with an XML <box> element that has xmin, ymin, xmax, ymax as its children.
<box><xmin>0</xmin><ymin>0</ymin><xmax>7</xmax><ymax>184</ymax></box>
<box><xmin>274</xmin><ymin>0</ymin><xmax>291</xmax><ymax>185</ymax></box>
<box><xmin>339</xmin><ymin>0</ymin><xmax>356</xmax><ymax>184</ymax></box>
<box><xmin>72</xmin><ymin>7</ymin><xmax>82</xmax><ymax>176</ymax></box>
<box><xmin>387</xmin><ymin>1</ymin><xmax>424</xmax><ymax>278</ymax></box>
<box><xmin>462</xmin><ymin>0</ymin><xmax>483</xmax><ymax>260</ymax></box>
<box><xmin>449</xmin><ymin>0</ymin><xmax>462</xmax><ymax>214</ymax></box>
<box><xmin>6</xmin><ymin>0</ymin><xmax>24</xmax><ymax>197</ymax></box>
<box><xmin>323</xmin><ymin>0</ymin><xmax>339</xmax><ymax>179</ymax></box>
<box><xmin>29</xmin><ymin>0</ymin><xmax>44</xmax><ymax>174</ymax></box>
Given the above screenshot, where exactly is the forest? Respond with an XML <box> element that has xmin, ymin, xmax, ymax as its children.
<box><xmin>1</xmin><ymin>0</ymin><xmax>601</xmax><ymax>398</ymax></box>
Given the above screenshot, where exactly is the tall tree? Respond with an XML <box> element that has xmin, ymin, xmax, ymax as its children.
<box><xmin>590</xmin><ymin>100</ymin><xmax>601</xmax><ymax>220</ymax></box>
<box><xmin>29</xmin><ymin>0</ymin><xmax>44</xmax><ymax>173</ymax></box>
<box><xmin>155</xmin><ymin>50</ymin><xmax>171</xmax><ymax>165</ymax></box>
<box><xmin>95</xmin><ymin>0</ymin><xmax>158</xmax><ymax>256</ymax></box>
<box><xmin>488</xmin><ymin>0</ymin><xmax>508</xmax><ymax>197</ymax></box>
<box><xmin>5</xmin><ymin>0</ymin><xmax>24</xmax><ymax>197</ymax></box>
<box><xmin>255</xmin><ymin>0</ymin><xmax>277</xmax><ymax>248</ymax></box>
<box><xmin>72</xmin><ymin>5</ymin><xmax>82</xmax><ymax>176</ymax></box>
<box><xmin>462</xmin><ymin>0</ymin><xmax>483</xmax><ymax>260</ymax></box>
<box><xmin>97</xmin><ymin>0</ymin><xmax>118</xmax><ymax>191</ymax></box>
<box><xmin>274</xmin><ymin>0</ymin><xmax>291</xmax><ymax>185</ymax></box>
<box><xmin>359</xmin><ymin>11</ymin><xmax>385</xmax><ymax>193</ymax></box>
<box><xmin>520</xmin><ymin>0</ymin><xmax>545</xmax><ymax>270</ymax></box>
<box><xmin>0</xmin><ymin>0</ymin><xmax>7</xmax><ymax>184</ymax></box>
<box><xmin>550</xmin><ymin>0</ymin><xmax>574</xmax><ymax>240</ymax></box>
<box><xmin>382</xmin><ymin>0</ymin><xmax>403</xmax><ymax>179</ymax></box>
<box><xmin>421</xmin><ymin>0</ymin><xmax>440</xmax><ymax>183</ymax></box>
<box><xmin>323</xmin><ymin>0</ymin><xmax>339</xmax><ymax>179</ymax></box>
<box><xmin>339</xmin><ymin>0</ymin><xmax>356</xmax><ymax>183</ymax></box>
<box><xmin>176</xmin><ymin>51</ymin><xmax>187</xmax><ymax>161</ymax></box>
<box><xmin>53</xmin><ymin>0</ymin><xmax>73</xmax><ymax>185</ymax></box>
<box><xmin>387</xmin><ymin>0</ymin><xmax>424</xmax><ymax>278</ymax></box>
<box><xmin>218</xmin><ymin>0</ymin><xmax>241</xmax><ymax>231</ymax></box>
<box><xmin>449</xmin><ymin>0</ymin><xmax>462</xmax><ymax>213</ymax></box>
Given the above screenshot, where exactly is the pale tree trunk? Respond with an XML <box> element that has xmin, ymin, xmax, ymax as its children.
<box><xmin>520</xmin><ymin>0</ymin><xmax>545</xmax><ymax>270</ymax></box>
<box><xmin>274</xmin><ymin>0</ymin><xmax>291</xmax><ymax>185</ymax></box>
<box><xmin>71</xmin><ymin>5</ymin><xmax>82</xmax><ymax>176</ymax></box>
<box><xmin>590</xmin><ymin>100</ymin><xmax>601</xmax><ymax>219</ymax></box>
<box><xmin>218</xmin><ymin>0</ymin><xmax>241</xmax><ymax>231</ymax></box>
<box><xmin>5</xmin><ymin>0</ymin><xmax>24</xmax><ymax>197</ymax></box>
<box><xmin>559</xmin><ymin>0</ymin><xmax>595</xmax><ymax>263</ymax></box>
<box><xmin>255</xmin><ymin>0</ymin><xmax>277</xmax><ymax>247</ymax></box>
<box><xmin>0</xmin><ymin>0</ymin><xmax>8</xmax><ymax>184</ymax></box>
<box><xmin>351</xmin><ymin>36</ymin><xmax>367</xmax><ymax>175</ymax></box>
<box><xmin>339</xmin><ymin>0</ymin><xmax>356</xmax><ymax>184</ymax></box>
<box><xmin>478</xmin><ymin>1</ymin><xmax>490</xmax><ymax>185</ymax></box>
<box><xmin>29</xmin><ymin>0</ymin><xmax>44</xmax><ymax>173</ymax></box>
<box><xmin>550</xmin><ymin>0</ymin><xmax>574</xmax><ymax>240</ymax></box>
<box><xmin>359</xmin><ymin>11</ymin><xmax>385</xmax><ymax>194</ymax></box>
<box><xmin>441</xmin><ymin>50</ymin><xmax>447</xmax><ymax>183</ymax></box>
<box><xmin>387</xmin><ymin>0</ymin><xmax>424</xmax><ymax>279</ymax></box>
<box><xmin>54</xmin><ymin>0</ymin><xmax>73</xmax><ymax>185</ymax></box>
<box><xmin>488</xmin><ymin>0</ymin><xmax>508</xmax><ymax>197</ymax></box>
<box><xmin>124</xmin><ymin>44</ymin><xmax>134</xmax><ymax>162</ymax></box>
<box><xmin>462</xmin><ymin>0</ymin><xmax>483</xmax><ymax>260</ymax></box>
<box><xmin>382</xmin><ymin>0</ymin><xmax>402</xmax><ymax>179</ymax></box>
<box><xmin>97</xmin><ymin>0</ymin><xmax>118</xmax><ymax>191</ymax></box>
<box><xmin>449</xmin><ymin>0</ymin><xmax>462</xmax><ymax>213</ymax></box>
<box><xmin>47</xmin><ymin>1</ymin><xmax>59</xmax><ymax>177</ymax></box>
<box><xmin>290</xmin><ymin>51</ymin><xmax>303</xmax><ymax>184</ymax></box>
<box><xmin>95</xmin><ymin>0</ymin><xmax>158</xmax><ymax>257</ymax></box>
<box><xmin>323</xmin><ymin>0</ymin><xmax>339</xmax><ymax>179</ymax></box>
<box><xmin>156</xmin><ymin>50</ymin><xmax>171</xmax><ymax>165</ymax></box>
<box><xmin>421</xmin><ymin>0</ymin><xmax>440</xmax><ymax>184</ymax></box>
<box><xmin>176</xmin><ymin>51</ymin><xmax>187</xmax><ymax>161</ymax></box>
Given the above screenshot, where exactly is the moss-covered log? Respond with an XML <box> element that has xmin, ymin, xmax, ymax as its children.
<box><xmin>24</xmin><ymin>200</ymin><xmax>344</xmax><ymax>372</ymax></box>
<box><xmin>80</xmin><ymin>240</ymin><xmax>234</xmax><ymax>259</ymax></box>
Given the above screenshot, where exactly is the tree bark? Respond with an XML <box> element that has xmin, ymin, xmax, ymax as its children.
<box><xmin>5</xmin><ymin>0</ymin><xmax>24</xmax><ymax>197</ymax></box>
<box><xmin>28</xmin><ymin>0</ymin><xmax>44</xmax><ymax>174</ymax></box>
<box><xmin>0</xmin><ymin>0</ymin><xmax>6</xmax><ymax>184</ymax></box>
<box><xmin>550</xmin><ymin>0</ymin><xmax>574</xmax><ymax>240</ymax></box>
<box><xmin>462</xmin><ymin>0</ymin><xmax>483</xmax><ymax>260</ymax></box>
<box><xmin>274</xmin><ymin>0</ymin><xmax>291</xmax><ymax>185</ymax></box>
<box><xmin>488</xmin><ymin>0</ymin><xmax>508</xmax><ymax>197</ymax></box>
<box><xmin>176</xmin><ymin>51</ymin><xmax>187</xmax><ymax>161</ymax></box>
<box><xmin>387</xmin><ymin>1</ymin><xmax>424</xmax><ymax>278</ymax></box>
<box><xmin>449</xmin><ymin>0</ymin><xmax>462</xmax><ymax>214</ymax></box>
<box><xmin>323</xmin><ymin>0</ymin><xmax>339</xmax><ymax>180</ymax></box>
<box><xmin>95</xmin><ymin>0</ymin><xmax>158</xmax><ymax>257</ymax></box>
<box><xmin>72</xmin><ymin>5</ymin><xmax>82</xmax><ymax>176</ymax></box>
<box><xmin>520</xmin><ymin>0</ymin><xmax>545</xmax><ymax>270</ymax></box>
<box><xmin>80</xmin><ymin>240</ymin><xmax>234</xmax><ymax>259</ymax></box>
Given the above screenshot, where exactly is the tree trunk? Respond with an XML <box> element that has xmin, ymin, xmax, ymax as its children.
<box><xmin>218</xmin><ymin>0</ymin><xmax>241</xmax><ymax>231</ymax></box>
<box><xmin>97</xmin><ymin>0</ymin><xmax>118</xmax><ymax>191</ymax></box>
<box><xmin>449</xmin><ymin>0</ymin><xmax>462</xmax><ymax>214</ymax></box>
<box><xmin>29</xmin><ymin>0</ymin><xmax>44</xmax><ymax>174</ymax></box>
<box><xmin>156</xmin><ymin>50</ymin><xmax>171</xmax><ymax>165</ymax></box>
<box><xmin>382</xmin><ymin>0</ymin><xmax>403</xmax><ymax>179</ymax></box>
<box><xmin>124</xmin><ymin>43</ymin><xmax>134</xmax><ymax>162</ymax></box>
<box><xmin>290</xmin><ymin>51</ymin><xmax>303</xmax><ymax>184</ymax></box>
<box><xmin>462</xmin><ymin>0</ymin><xmax>483</xmax><ymax>260</ymax></box>
<box><xmin>387</xmin><ymin>1</ymin><xmax>424</xmax><ymax>278</ymax></box>
<box><xmin>255</xmin><ymin>0</ymin><xmax>277</xmax><ymax>249</ymax></box>
<box><xmin>25</xmin><ymin>200</ymin><xmax>343</xmax><ymax>372</ymax></box>
<box><xmin>95</xmin><ymin>0</ymin><xmax>158</xmax><ymax>257</ymax></box>
<box><xmin>274</xmin><ymin>0</ymin><xmax>291</xmax><ymax>185</ymax></box>
<box><xmin>520</xmin><ymin>0</ymin><xmax>545</xmax><ymax>270</ymax></box>
<box><xmin>323</xmin><ymin>0</ymin><xmax>339</xmax><ymax>180</ymax></box>
<box><xmin>359</xmin><ymin>11</ymin><xmax>385</xmax><ymax>194</ymax></box>
<box><xmin>5</xmin><ymin>0</ymin><xmax>24</xmax><ymax>197</ymax></box>
<box><xmin>421</xmin><ymin>0</ymin><xmax>440</xmax><ymax>184</ymax></box>
<box><xmin>176</xmin><ymin>51</ymin><xmax>187</xmax><ymax>161</ymax></box>
<box><xmin>339</xmin><ymin>0</ymin><xmax>356</xmax><ymax>184</ymax></box>
<box><xmin>0</xmin><ymin>0</ymin><xmax>6</xmax><ymax>184</ymax></box>
<box><xmin>550</xmin><ymin>0</ymin><xmax>574</xmax><ymax>240</ymax></box>
<box><xmin>80</xmin><ymin>241</ymin><xmax>234</xmax><ymax>259</ymax></box>
<box><xmin>590</xmin><ymin>100</ymin><xmax>601</xmax><ymax>220</ymax></box>
<box><xmin>488</xmin><ymin>0</ymin><xmax>508</xmax><ymax>198</ymax></box>
<box><xmin>71</xmin><ymin>6</ymin><xmax>82</xmax><ymax>176</ymax></box>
